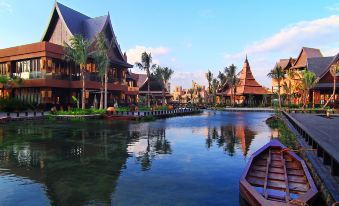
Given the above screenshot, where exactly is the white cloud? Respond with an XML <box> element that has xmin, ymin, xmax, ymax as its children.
<box><xmin>126</xmin><ymin>45</ymin><xmax>170</xmax><ymax>73</ymax></box>
<box><xmin>327</xmin><ymin>4</ymin><xmax>339</xmax><ymax>12</ymax></box>
<box><xmin>224</xmin><ymin>15</ymin><xmax>339</xmax><ymax>87</ymax></box>
<box><xmin>171</xmin><ymin>71</ymin><xmax>207</xmax><ymax>89</ymax></box>
<box><xmin>0</xmin><ymin>0</ymin><xmax>12</xmax><ymax>13</ymax></box>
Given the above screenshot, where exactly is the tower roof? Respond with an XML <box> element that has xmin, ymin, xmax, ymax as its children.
<box><xmin>227</xmin><ymin>56</ymin><xmax>270</xmax><ymax>95</ymax></box>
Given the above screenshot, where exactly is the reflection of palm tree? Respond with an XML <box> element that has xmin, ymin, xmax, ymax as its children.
<box><xmin>136</xmin><ymin>127</ymin><xmax>172</xmax><ymax>171</ymax></box>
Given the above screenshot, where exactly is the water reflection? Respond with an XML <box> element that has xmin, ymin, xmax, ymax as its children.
<box><xmin>206</xmin><ymin>125</ymin><xmax>256</xmax><ymax>157</ymax></box>
<box><xmin>0</xmin><ymin>112</ymin><xmax>273</xmax><ymax>206</ymax></box>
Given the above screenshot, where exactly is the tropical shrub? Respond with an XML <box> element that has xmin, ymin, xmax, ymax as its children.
<box><xmin>0</xmin><ymin>98</ymin><xmax>34</xmax><ymax>112</ymax></box>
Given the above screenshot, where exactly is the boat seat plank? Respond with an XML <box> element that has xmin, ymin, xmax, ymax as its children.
<box><xmin>263</xmin><ymin>149</ymin><xmax>271</xmax><ymax>199</ymax></box>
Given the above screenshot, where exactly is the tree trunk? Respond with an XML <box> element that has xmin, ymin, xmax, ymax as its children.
<box><xmin>104</xmin><ymin>68</ymin><xmax>108</xmax><ymax>109</ymax></box>
<box><xmin>99</xmin><ymin>76</ymin><xmax>104</xmax><ymax>110</ymax></box>
<box><xmin>162</xmin><ymin>88</ymin><xmax>166</xmax><ymax>106</ymax></box>
<box><xmin>278</xmin><ymin>83</ymin><xmax>282</xmax><ymax>108</ymax></box>
<box><xmin>323</xmin><ymin>75</ymin><xmax>336</xmax><ymax>108</ymax></box>
<box><xmin>81</xmin><ymin>68</ymin><xmax>86</xmax><ymax>110</ymax></box>
<box><xmin>147</xmin><ymin>80</ymin><xmax>150</xmax><ymax>107</ymax></box>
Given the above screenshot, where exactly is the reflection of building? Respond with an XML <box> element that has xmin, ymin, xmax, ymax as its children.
<box><xmin>206</xmin><ymin>124</ymin><xmax>256</xmax><ymax>157</ymax></box>
<box><xmin>272</xmin><ymin>47</ymin><xmax>339</xmax><ymax>107</ymax></box>
<box><xmin>234</xmin><ymin>125</ymin><xmax>256</xmax><ymax>157</ymax></box>
<box><xmin>0</xmin><ymin>122</ymin><xmax>134</xmax><ymax>205</ymax></box>
<box><xmin>0</xmin><ymin>2</ymin><xmax>136</xmax><ymax>107</ymax></box>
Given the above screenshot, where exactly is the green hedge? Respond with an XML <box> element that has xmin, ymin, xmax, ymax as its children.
<box><xmin>53</xmin><ymin>109</ymin><xmax>106</xmax><ymax>115</ymax></box>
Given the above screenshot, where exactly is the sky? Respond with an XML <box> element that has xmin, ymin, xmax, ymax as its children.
<box><xmin>1</xmin><ymin>0</ymin><xmax>339</xmax><ymax>89</ymax></box>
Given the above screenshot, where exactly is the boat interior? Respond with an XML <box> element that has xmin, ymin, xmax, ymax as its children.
<box><xmin>245</xmin><ymin>147</ymin><xmax>310</xmax><ymax>203</ymax></box>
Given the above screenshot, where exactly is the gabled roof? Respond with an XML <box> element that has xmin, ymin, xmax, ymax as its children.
<box><xmin>136</xmin><ymin>74</ymin><xmax>148</xmax><ymax>88</ymax></box>
<box><xmin>318</xmin><ymin>53</ymin><xmax>339</xmax><ymax>80</ymax></box>
<box><xmin>307</xmin><ymin>56</ymin><xmax>334</xmax><ymax>77</ymax></box>
<box><xmin>292</xmin><ymin>47</ymin><xmax>323</xmax><ymax>68</ymax></box>
<box><xmin>41</xmin><ymin>2</ymin><xmax>132</xmax><ymax>68</ymax></box>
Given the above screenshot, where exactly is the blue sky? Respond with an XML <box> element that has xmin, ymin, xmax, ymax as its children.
<box><xmin>1</xmin><ymin>0</ymin><xmax>339</xmax><ymax>89</ymax></box>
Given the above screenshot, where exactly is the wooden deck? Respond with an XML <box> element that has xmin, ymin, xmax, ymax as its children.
<box><xmin>283</xmin><ymin>112</ymin><xmax>339</xmax><ymax>203</ymax></box>
<box><xmin>284</xmin><ymin>112</ymin><xmax>339</xmax><ymax>176</ymax></box>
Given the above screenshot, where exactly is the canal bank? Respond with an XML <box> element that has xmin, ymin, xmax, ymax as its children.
<box><xmin>282</xmin><ymin>112</ymin><xmax>339</xmax><ymax>206</ymax></box>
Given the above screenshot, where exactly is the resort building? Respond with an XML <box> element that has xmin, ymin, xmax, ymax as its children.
<box><xmin>218</xmin><ymin>57</ymin><xmax>270</xmax><ymax>105</ymax></box>
<box><xmin>136</xmin><ymin>74</ymin><xmax>172</xmax><ymax>105</ymax></box>
<box><xmin>272</xmin><ymin>47</ymin><xmax>339</xmax><ymax>107</ymax></box>
<box><xmin>0</xmin><ymin>2</ymin><xmax>136</xmax><ymax>108</ymax></box>
<box><xmin>172</xmin><ymin>86</ymin><xmax>189</xmax><ymax>104</ymax></box>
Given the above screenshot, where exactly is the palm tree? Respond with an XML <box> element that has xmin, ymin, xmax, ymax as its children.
<box><xmin>64</xmin><ymin>35</ymin><xmax>90</xmax><ymax>109</ymax></box>
<box><xmin>94</xmin><ymin>33</ymin><xmax>110</xmax><ymax>109</ymax></box>
<box><xmin>267</xmin><ymin>65</ymin><xmax>285</xmax><ymax>108</ymax></box>
<box><xmin>211</xmin><ymin>78</ymin><xmax>219</xmax><ymax>106</ymax></box>
<box><xmin>224</xmin><ymin>64</ymin><xmax>239</xmax><ymax>106</ymax></box>
<box><xmin>299</xmin><ymin>70</ymin><xmax>318</xmax><ymax>108</ymax></box>
<box><xmin>188</xmin><ymin>88</ymin><xmax>194</xmax><ymax>104</ymax></box>
<box><xmin>206</xmin><ymin>70</ymin><xmax>213</xmax><ymax>94</ymax></box>
<box><xmin>284</xmin><ymin>70</ymin><xmax>301</xmax><ymax>106</ymax></box>
<box><xmin>323</xmin><ymin>63</ymin><xmax>338</xmax><ymax>108</ymax></box>
<box><xmin>135</xmin><ymin>52</ymin><xmax>157</xmax><ymax>107</ymax></box>
<box><xmin>154</xmin><ymin>66</ymin><xmax>174</xmax><ymax>105</ymax></box>
<box><xmin>196</xmin><ymin>86</ymin><xmax>203</xmax><ymax>103</ymax></box>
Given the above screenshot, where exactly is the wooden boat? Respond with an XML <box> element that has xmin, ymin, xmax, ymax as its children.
<box><xmin>240</xmin><ymin>139</ymin><xmax>318</xmax><ymax>206</ymax></box>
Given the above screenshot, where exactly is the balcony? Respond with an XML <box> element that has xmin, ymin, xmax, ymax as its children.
<box><xmin>128</xmin><ymin>87</ymin><xmax>139</xmax><ymax>92</ymax></box>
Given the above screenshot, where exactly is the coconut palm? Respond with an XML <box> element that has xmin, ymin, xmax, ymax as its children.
<box><xmin>135</xmin><ymin>52</ymin><xmax>157</xmax><ymax>107</ymax></box>
<box><xmin>224</xmin><ymin>64</ymin><xmax>240</xmax><ymax>106</ymax></box>
<box><xmin>94</xmin><ymin>33</ymin><xmax>110</xmax><ymax>109</ymax></box>
<box><xmin>267</xmin><ymin>65</ymin><xmax>285</xmax><ymax>108</ymax></box>
<box><xmin>299</xmin><ymin>70</ymin><xmax>318</xmax><ymax>108</ymax></box>
<box><xmin>154</xmin><ymin>66</ymin><xmax>174</xmax><ymax>105</ymax></box>
<box><xmin>196</xmin><ymin>86</ymin><xmax>203</xmax><ymax>103</ymax></box>
<box><xmin>64</xmin><ymin>34</ymin><xmax>90</xmax><ymax>109</ymax></box>
<box><xmin>188</xmin><ymin>88</ymin><xmax>194</xmax><ymax>104</ymax></box>
<box><xmin>323</xmin><ymin>63</ymin><xmax>338</xmax><ymax>108</ymax></box>
<box><xmin>211</xmin><ymin>78</ymin><xmax>219</xmax><ymax>106</ymax></box>
<box><xmin>206</xmin><ymin>70</ymin><xmax>213</xmax><ymax>94</ymax></box>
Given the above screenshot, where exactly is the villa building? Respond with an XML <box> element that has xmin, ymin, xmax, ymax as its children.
<box><xmin>0</xmin><ymin>2</ymin><xmax>136</xmax><ymax>108</ymax></box>
<box><xmin>136</xmin><ymin>74</ymin><xmax>172</xmax><ymax>105</ymax></box>
<box><xmin>272</xmin><ymin>47</ymin><xmax>339</xmax><ymax>107</ymax></box>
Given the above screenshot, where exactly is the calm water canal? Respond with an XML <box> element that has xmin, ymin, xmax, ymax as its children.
<box><xmin>0</xmin><ymin>111</ymin><xmax>275</xmax><ymax>206</ymax></box>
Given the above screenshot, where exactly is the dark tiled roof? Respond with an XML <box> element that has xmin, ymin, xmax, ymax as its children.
<box><xmin>307</xmin><ymin>56</ymin><xmax>334</xmax><ymax>77</ymax></box>
<box><xmin>57</xmin><ymin>2</ymin><xmax>90</xmax><ymax>36</ymax></box>
<box><xmin>315</xmin><ymin>83</ymin><xmax>339</xmax><ymax>89</ymax></box>
<box><xmin>83</xmin><ymin>15</ymin><xmax>108</xmax><ymax>41</ymax></box>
